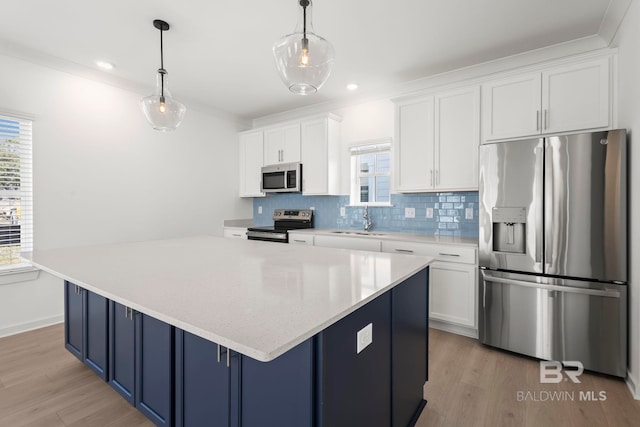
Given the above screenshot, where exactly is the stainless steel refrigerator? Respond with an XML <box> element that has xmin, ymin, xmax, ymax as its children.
<box><xmin>478</xmin><ymin>129</ymin><xmax>627</xmax><ymax>377</ymax></box>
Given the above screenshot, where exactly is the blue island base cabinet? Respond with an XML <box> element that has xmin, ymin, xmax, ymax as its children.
<box><xmin>317</xmin><ymin>291</ymin><xmax>392</xmax><ymax>427</ymax></box>
<box><xmin>64</xmin><ymin>281</ymin><xmax>109</xmax><ymax>381</ymax></box>
<box><xmin>64</xmin><ymin>267</ymin><xmax>429</xmax><ymax>427</ymax></box>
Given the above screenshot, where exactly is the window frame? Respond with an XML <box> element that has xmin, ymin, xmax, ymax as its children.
<box><xmin>0</xmin><ymin>112</ymin><xmax>38</xmax><ymax>284</ymax></box>
<box><xmin>349</xmin><ymin>138</ymin><xmax>392</xmax><ymax>207</ymax></box>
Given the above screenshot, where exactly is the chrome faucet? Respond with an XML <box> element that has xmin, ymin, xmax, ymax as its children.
<box><xmin>363</xmin><ymin>205</ymin><xmax>373</xmax><ymax>232</ymax></box>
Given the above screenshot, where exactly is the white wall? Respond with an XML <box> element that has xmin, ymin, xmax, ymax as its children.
<box><xmin>335</xmin><ymin>99</ymin><xmax>395</xmax><ymax>194</ymax></box>
<box><xmin>612</xmin><ymin>0</ymin><xmax>640</xmax><ymax>398</ymax></box>
<box><xmin>0</xmin><ymin>53</ymin><xmax>252</xmax><ymax>337</ymax></box>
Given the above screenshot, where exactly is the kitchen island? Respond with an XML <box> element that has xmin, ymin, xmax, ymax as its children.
<box><xmin>24</xmin><ymin>235</ymin><xmax>432</xmax><ymax>427</ymax></box>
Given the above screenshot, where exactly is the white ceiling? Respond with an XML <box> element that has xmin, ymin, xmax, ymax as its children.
<box><xmin>0</xmin><ymin>0</ymin><xmax>626</xmax><ymax>120</ymax></box>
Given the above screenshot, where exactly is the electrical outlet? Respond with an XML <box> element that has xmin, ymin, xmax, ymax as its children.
<box><xmin>310</xmin><ymin>206</ymin><xmax>315</xmax><ymax>211</ymax></box>
<box><xmin>426</xmin><ymin>207</ymin><xmax>433</xmax><ymax>218</ymax></box>
<box><xmin>357</xmin><ymin>323</ymin><xmax>373</xmax><ymax>354</ymax></box>
<box><xmin>405</xmin><ymin>207</ymin><xmax>415</xmax><ymax>219</ymax></box>
<box><xmin>340</xmin><ymin>207</ymin><xmax>346</xmax><ymax>217</ymax></box>
<box><xmin>465</xmin><ymin>207</ymin><xmax>473</xmax><ymax>220</ymax></box>
<box><xmin>258</xmin><ymin>206</ymin><xmax>262</xmax><ymax>214</ymax></box>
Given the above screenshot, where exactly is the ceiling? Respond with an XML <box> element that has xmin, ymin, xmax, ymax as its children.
<box><xmin>0</xmin><ymin>0</ymin><xmax>626</xmax><ymax>120</ymax></box>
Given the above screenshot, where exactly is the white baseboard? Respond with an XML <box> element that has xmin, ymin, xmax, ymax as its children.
<box><xmin>626</xmin><ymin>369</ymin><xmax>640</xmax><ymax>400</ymax></box>
<box><xmin>0</xmin><ymin>315</ymin><xmax>64</xmax><ymax>338</ymax></box>
<box><xmin>429</xmin><ymin>319</ymin><xmax>479</xmax><ymax>339</ymax></box>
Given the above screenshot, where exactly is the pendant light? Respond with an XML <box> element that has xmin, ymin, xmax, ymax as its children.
<box><xmin>272</xmin><ymin>0</ymin><xmax>335</xmax><ymax>95</ymax></box>
<box><xmin>140</xmin><ymin>19</ymin><xmax>186</xmax><ymax>131</ymax></box>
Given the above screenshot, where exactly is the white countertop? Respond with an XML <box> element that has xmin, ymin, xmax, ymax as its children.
<box><xmin>24</xmin><ymin>235</ymin><xmax>432</xmax><ymax>362</ymax></box>
<box><xmin>288</xmin><ymin>228</ymin><xmax>478</xmax><ymax>247</ymax></box>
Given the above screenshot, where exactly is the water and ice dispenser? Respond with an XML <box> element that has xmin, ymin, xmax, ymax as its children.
<box><xmin>492</xmin><ymin>207</ymin><xmax>527</xmax><ymax>254</ymax></box>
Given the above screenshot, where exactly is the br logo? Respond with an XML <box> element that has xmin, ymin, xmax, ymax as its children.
<box><xmin>539</xmin><ymin>361</ymin><xmax>584</xmax><ymax>384</ymax></box>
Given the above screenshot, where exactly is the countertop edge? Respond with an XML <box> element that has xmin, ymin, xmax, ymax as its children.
<box><xmin>28</xmin><ymin>251</ymin><xmax>433</xmax><ymax>363</ymax></box>
<box><xmin>288</xmin><ymin>228</ymin><xmax>478</xmax><ymax>247</ymax></box>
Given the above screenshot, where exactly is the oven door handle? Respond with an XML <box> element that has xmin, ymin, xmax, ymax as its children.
<box><xmin>246</xmin><ymin>231</ymin><xmax>288</xmax><ymax>241</ymax></box>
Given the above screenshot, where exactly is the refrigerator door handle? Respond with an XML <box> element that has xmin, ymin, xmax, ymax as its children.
<box><xmin>534</xmin><ymin>145</ymin><xmax>544</xmax><ymax>265</ymax></box>
<box><xmin>485</xmin><ymin>276</ymin><xmax>621</xmax><ymax>298</ymax></box>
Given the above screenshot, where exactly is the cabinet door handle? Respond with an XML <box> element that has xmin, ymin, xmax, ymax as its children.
<box><xmin>217</xmin><ymin>344</ymin><xmax>221</xmax><ymax>363</ymax></box>
<box><xmin>435</xmin><ymin>169</ymin><xmax>439</xmax><ymax>186</ymax></box>
<box><xmin>226</xmin><ymin>348</ymin><xmax>231</xmax><ymax>368</ymax></box>
<box><xmin>438</xmin><ymin>252</ymin><xmax>461</xmax><ymax>257</ymax></box>
<box><xmin>394</xmin><ymin>249</ymin><xmax>414</xmax><ymax>253</ymax></box>
<box><xmin>544</xmin><ymin>109</ymin><xmax>548</xmax><ymax>130</ymax></box>
<box><xmin>430</xmin><ymin>169</ymin><xmax>433</xmax><ymax>187</ymax></box>
<box><xmin>293</xmin><ymin>239</ymin><xmax>306</xmax><ymax>243</ymax></box>
<box><xmin>231</xmin><ymin>233</ymin><xmax>241</xmax><ymax>237</ymax></box>
<box><xmin>536</xmin><ymin>110</ymin><xmax>540</xmax><ymax>131</ymax></box>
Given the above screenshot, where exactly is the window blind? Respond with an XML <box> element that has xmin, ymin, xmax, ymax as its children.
<box><xmin>0</xmin><ymin>114</ymin><xmax>33</xmax><ymax>268</ymax></box>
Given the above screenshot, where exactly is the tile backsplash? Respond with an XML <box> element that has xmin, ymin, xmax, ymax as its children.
<box><xmin>253</xmin><ymin>192</ymin><xmax>479</xmax><ymax>238</ymax></box>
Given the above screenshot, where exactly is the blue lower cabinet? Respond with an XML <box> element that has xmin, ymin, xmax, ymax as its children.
<box><xmin>175</xmin><ymin>330</ymin><xmax>231</xmax><ymax>427</ymax></box>
<box><xmin>66</xmin><ymin>269</ymin><xmax>429</xmax><ymax>427</ymax></box>
<box><xmin>391</xmin><ymin>267</ymin><xmax>429</xmax><ymax>427</ymax></box>
<box><xmin>241</xmin><ymin>339</ymin><xmax>314</xmax><ymax>427</ymax></box>
<box><xmin>136</xmin><ymin>313</ymin><xmax>174</xmax><ymax>427</ymax></box>
<box><xmin>316</xmin><ymin>292</ymin><xmax>392</xmax><ymax>427</ymax></box>
<box><xmin>84</xmin><ymin>290</ymin><xmax>109</xmax><ymax>380</ymax></box>
<box><xmin>64</xmin><ymin>281</ymin><xmax>84</xmax><ymax>360</ymax></box>
<box><xmin>109</xmin><ymin>301</ymin><xmax>136</xmax><ymax>405</ymax></box>
<box><xmin>64</xmin><ymin>281</ymin><xmax>109</xmax><ymax>380</ymax></box>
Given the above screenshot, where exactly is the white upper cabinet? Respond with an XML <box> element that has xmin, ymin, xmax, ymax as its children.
<box><xmin>482</xmin><ymin>73</ymin><xmax>541</xmax><ymax>140</ymax></box>
<box><xmin>483</xmin><ymin>56</ymin><xmax>610</xmax><ymax>141</ymax></box>
<box><xmin>395</xmin><ymin>97</ymin><xmax>435</xmax><ymax>192</ymax></box>
<box><xmin>238</xmin><ymin>130</ymin><xmax>264</xmax><ymax>198</ymax></box>
<box><xmin>263</xmin><ymin>124</ymin><xmax>301</xmax><ymax>165</ymax></box>
<box><xmin>394</xmin><ymin>85</ymin><xmax>480</xmax><ymax>193</ymax></box>
<box><xmin>300</xmin><ymin>115</ymin><xmax>341</xmax><ymax>195</ymax></box>
<box><xmin>434</xmin><ymin>86</ymin><xmax>480</xmax><ymax>190</ymax></box>
<box><xmin>542</xmin><ymin>58</ymin><xmax>610</xmax><ymax>134</ymax></box>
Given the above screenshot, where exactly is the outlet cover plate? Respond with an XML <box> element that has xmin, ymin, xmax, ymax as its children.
<box><xmin>465</xmin><ymin>207</ymin><xmax>474</xmax><ymax>220</ymax></box>
<box><xmin>405</xmin><ymin>207</ymin><xmax>415</xmax><ymax>219</ymax></box>
<box><xmin>357</xmin><ymin>323</ymin><xmax>373</xmax><ymax>354</ymax></box>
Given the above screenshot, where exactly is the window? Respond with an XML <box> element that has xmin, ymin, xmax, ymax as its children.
<box><xmin>0</xmin><ymin>114</ymin><xmax>33</xmax><ymax>270</ymax></box>
<box><xmin>349</xmin><ymin>139</ymin><xmax>391</xmax><ymax>205</ymax></box>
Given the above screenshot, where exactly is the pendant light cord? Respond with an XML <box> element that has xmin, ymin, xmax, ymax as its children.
<box><xmin>303</xmin><ymin>4</ymin><xmax>307</xmax><ymax>38</ymax></box>
<box><xmin>300</xmin><ymin>0</ymin><xmax>309</xmax><ymax>40</ymax></box>
<box><xmin>159</xmin><ymin>27</ymin><xmax>165</xmax><ymax>99</ymax></box>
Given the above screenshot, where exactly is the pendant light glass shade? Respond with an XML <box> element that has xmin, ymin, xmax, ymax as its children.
<box><xmin>140</xmin><ymin>20</ymin><xmax>186</xmax><ymax>131</ymax></box>
<box><xmin>273</xmin><ymin>0</ymin><xmax>335</xmax><ymax>95</ymax></box>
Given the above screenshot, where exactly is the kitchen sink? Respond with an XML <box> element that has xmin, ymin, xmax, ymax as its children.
<box><xmin>331</xmin><ymin>231</ymin><xmax>386</xmax><ymax>237</ymax></box>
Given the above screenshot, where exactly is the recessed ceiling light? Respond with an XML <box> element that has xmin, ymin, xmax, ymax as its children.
<box><xmin>95</xmin><ymin>60</ymin><xmax>115</xmax><ymax>71</ymax></box>
<box><xmin>346</xmin><ymin>83</ymin><xmax>359</xmax><ymax>91</ymax></box>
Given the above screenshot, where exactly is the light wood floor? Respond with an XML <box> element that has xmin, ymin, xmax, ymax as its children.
<box><xmin>1</xmin><ymin>324</ymin><xmax>639</xmax><ymax>426</ymax></box>
<box><xmin>417</xmin><ymin>328</ymin><xmax>640</xmax><ymax>427</ymax></box>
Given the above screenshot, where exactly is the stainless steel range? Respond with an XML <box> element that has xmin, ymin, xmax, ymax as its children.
<box><xmin>246</xmin><ymin>209</ymin><xmax>314</xmax><ymax>243</ymax></box>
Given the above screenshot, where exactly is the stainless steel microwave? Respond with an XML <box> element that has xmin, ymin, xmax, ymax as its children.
<box><xmin>261</xmin><ymin>162</ymin><xmax>302</xmax><ymax>193</ymax></box>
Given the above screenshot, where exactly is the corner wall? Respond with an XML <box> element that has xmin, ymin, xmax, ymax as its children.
<box><xmin>0</xmin><ymin>53</ymin><xmax>252</xmax><ymax>337</ymax></box>
<box><xmin>611</xmin><ymin>0</ymin><xmax>640</xmax><ymax>398</ymax></box>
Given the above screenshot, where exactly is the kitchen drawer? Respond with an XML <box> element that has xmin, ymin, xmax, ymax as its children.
<box><xmin>289</xmin><ymin>233</ymin><xmax>314</xmax><ymax>246</ymax></box>
<box><xmin>223</xmin><ymin>227</ymin><xmax>248</xmax><ymax>239</ymax></box>
<box><xmin>381</xmin><ymin>241</ymin><xmax>476</xmax><ymax>264</ymax></box>
<box><xmin>315</xmin><ymin>235</ymin><xmax>382</xmax><ymax>252</ymax></box>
